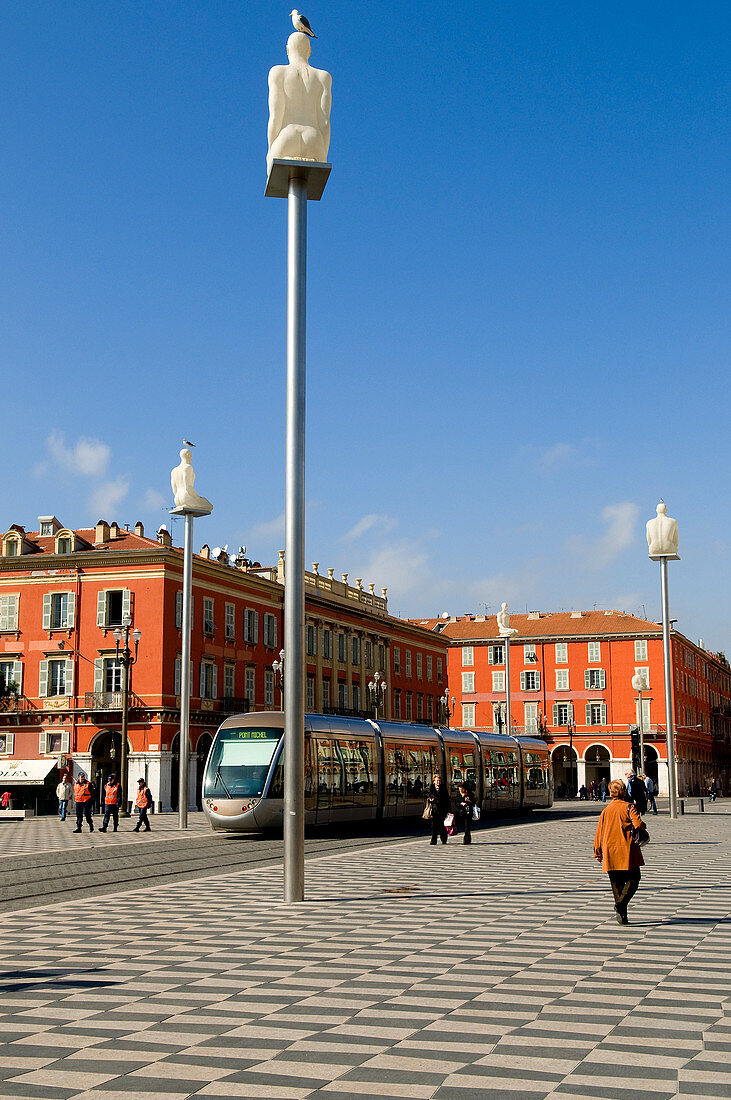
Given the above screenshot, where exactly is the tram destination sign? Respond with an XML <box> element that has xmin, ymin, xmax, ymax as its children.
<box><xmin>224</xmin><ymin>729</ymin><xmax>280</xmax><ymax>741</ymax></box>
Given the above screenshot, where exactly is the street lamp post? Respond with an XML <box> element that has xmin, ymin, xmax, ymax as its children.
<box><xmin>368</xmin><ymin>670</ymin><xmax>387</xmax><ymax>720</ymax></box>
<box><xmin>646</xmin><ymin>499</ymin><xmax>680</xmax><ymax>819</ymax></box>
<box><xmin>567</xmin><ymin>713</ymin><xmax>576</xmax><ymax>798</ymax></box>
<box><xmin>272</xmin><ymin>649</ymin><xmax>285</xmax><ymax>707</ymax></box>
<box><xmin>113</xmin><ymin>617</ymin><xmax>141</xmax><ymax>817</ymax></box>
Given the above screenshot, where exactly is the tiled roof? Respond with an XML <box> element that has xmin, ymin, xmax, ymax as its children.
<box><xmin>411</xmin><ymin>610</ymin><xmax>662</xmax><ymax>640</ymax></box>
<box><xmin>15</xmin><ymin>529</ymin><xmax>164</xmax><ymax>554</ymax></box>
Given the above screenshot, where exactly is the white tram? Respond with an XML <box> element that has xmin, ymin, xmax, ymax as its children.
<box><xmin>202</xmin><ymin>711</ymin><xmax>552</xmax><ymax>832</ymax></box>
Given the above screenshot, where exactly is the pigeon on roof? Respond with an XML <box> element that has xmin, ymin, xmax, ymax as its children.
<box><xmin>290</xmin><ymin>9</ymin><xmax>317</xmax><ymax>37</ymax></box>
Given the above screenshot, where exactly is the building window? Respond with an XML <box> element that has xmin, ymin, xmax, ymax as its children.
<box><xmin>337</xmin><ymin>633</ymin><xmax>347</xmax><ymax>662</ymax></box>
<box><xmin>437</xmin><ymin>657</ymin><xmax>443</xmax><ymax>680</ymax></box>
<box><xmin>394</xmin><ymin>691</ymin><xmax>401</xmax><ymax>719</ymax></box>
<box><xmin>555</xmin><ymin>669</ymin><xmax>569</xmax><ymax>691</ymax></box>
<box><xmin>427</xmin><ymin>695</ymin><xmax>433</xmax><ymax>720</ymax></box>
<box><xmin>462</xmin><ymin>672</ymin><xmax>475</xmax><ymax>693</ymax></box>
<box><xmin>520</xmin><ymin>670</ymin><xmax>540</xmax><ymax>691</ymax></box>
<box><xmin>306</xmin><ymin>624</ymin><xmax>317</xmax><ymax>657</ymax></box>
<box><xmin>199</xmin><ymin>661</ymin><xmax>217</xmax><ymax>699</ymax></box>
<box><xmin>0</xmin><ymin>732</ymin><xmax>14</xmax><ymax>754</ymax></box>
<box><xmin>365</xmin><ymin>640</ymin><xmax>374</xmax><ymax>668</ymax></box>
<box><xmin>416</xmin><ymin>694</ymin><xmax>423</xmax><ymax>719</ymax></box>
<box><xmin>405</xmin><ymin>692</ymin><xmax>413</xmax><ymax>720</ymax></box>
<box><xmin>338</xmin><ymin>682</ymin><xmax>348</xmax><ymax>709</ymax></box>
<box><xmin>97</xmin><ymin>589</ymin><xmax>130</xmax><ymax>629</ymax></box>
<box><xmin>635</xmin><ymin>639</ymin><xmax>648</xmax><ymax>661</ymax></box>
<box><xmin>462</xmin><ymin>703</ymin><xmax>475</xmax><ymax>727</ymax></box>
<box><xmin>405</xmin><ymin>650</ymin><xmax>412</xmax><ymax>676</ymax></box>
<box><xmin>263</xmin><ymin>613</ymin><xmax>277</xmax><ymax>648</ymax></box>
<box><xmin>552</xmin><ymin>702</ymin><xmax>571</xmax><ymax>726</ymax></box>
<box><xmin>524</xmin><ymin>644</ymin><xmax>536</xmax><ymax>662</ymax></box>
<box><xmin>584</xmin><ymin>669</ymin><xmax>606</xmax><ymax>690</ymax></box>
<box><xmin>264</xmin><ymin>668</ymin><xmax>274</xmax><ymax>707</ymax></box>
<box><xmin>555</xmin><ymin>642</ymin><xmax>568</xmax><ymax>663</ymax></box>
<box><xmin>588</xmin><ymin>641</ymin><xmax>601</xmax><ymax>662</ymax></box>
<box><xmin>203</xmin><ymin>598</ymin><xmax>215</xmax><ymax>635</ymax></box>
<box><xmin>104</xmin><ymin>658</ymin><xmax>123</xmax><ymax>693</ymax></box>
<box><xmin>352</xmin><ymin>683</ymin><xmax>361</xmax><ymax>711</ymax></box>
<box><xmin>639</xmin><ymin>698</ymin><xmax>651</xmax><ymax>728</ymax></box>
<box><xmin>41</xmin><ymin>658</ymin><xmax>72</xmax><ymax>697</ymax></box>
<box><xmin>462</xmin><ymin>646</ymin><xmax>474</xmax><ymax>666</ymax></box>
<box><xmin>488</xmin><ymin>644</ymin><xmax>504</xmax><ymax>665</ymax></box>
<box><xmin>174</xmin><ymin>657</ymin><xmax>193</xmax><ymax>697</ymax></box>
<box><xmin>0</xmin><ymin>660</ymin><xmax>21</xmax><ymax>695</ymax></box>
<box><xmin>322</xmin><ymin>678</ymin><xmax>330</xmax><ymax>709</ymax></box>
<box><xmin>43</xmin><ymin>591</ymin><xmax>75</xmax><ymax>630</ymax></box>
<box><xmin>175</xmin><ymin>591</ymin><xmax>183</xmax><ymax>629</ymax></box>
<box><xmin>0</xmin><ymin>594</ymin><xmax>20</xmax><ymax>631</ymax></box>
<box><xmin>245</xmin><ymin>667</ymin><xmax>255</xmax><ymax>705</ymax></box>
<box><xmin>306</xmin><ymin>676</ymin><xmax>315</xmax><ymax>710</ymax></box>
<box><xmin>416</xmin><ymin>653</ymin><xmax>423</xmax><ymax>679</ymax></box>
<box><xmin>524</xmin><ymin>703</ymin><xmax>538</xmax><ymax>733</ymax></box>
<box><xmin>586</xmin><ymin>702</ymin><xmax>607</xmax><ymax>726</ymax></box>
<box><xmin>223</xmin><ymin>664</ymin><xmax>235</xmax><ymax>699</ymax></box>
<box><xmin>225</xmin><ymin>603</ymin><xmax>235</xmax><ymax>640</ymax></box>
<box><xmin>378</xmin><ymin>644</ymin><xmax>386</xmax><ymax>671</ymax></box>
<box><xmin>426</xmin><ymin>655</ymin><xmax>433</xmax><ymax>681</ymax></box>
<box><xmin>40</xmin><ymin>522</ymin><xmax>54</xmax><ymax>536</ymax></box>
<box><xmin>4</xmin><ymin>538</ymin><xmax>20</xmax><ymax>557</ymax></box>
<box><xmin>393</xmin><ymin>646</ymin><xmax>401</xmax><ymax>674</ymax></box>
<box><xmin>492</xmin><ymin>671</ymin><xmax>505</xmax><ymax>692</ymax></box>
<box><xmin>351</xmin><ymin>635</ymin><xmax>361</xmax><ymax>665</ymax></box>
<box><xmin>243</xmin><ymin>609</ymin><xmax>259</xmax><ymax>644</ymax></box>
<box><xmin>322</xmin><ymin>629</ymin><xmax>332</xmax><ymax>659</ymax></box>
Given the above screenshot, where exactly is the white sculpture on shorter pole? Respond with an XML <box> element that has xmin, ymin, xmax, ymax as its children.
<box><xmin>632</xmin><ymin>670</ymin><xmax>649</xmax><ymax>776</ymax></box>
<box><xmin>170</xmin><ymin>444</ymin><xmax>213</xmax><ymax>829</ymax></box>
<box><xmin>646</xmin><ymin>499</ymin><xmax>679</xmax><ymax>819</ymax></box>
<box><xmin>497</xmin><ymin>603</ymin><xmax>518</xmax><ymax>738</ymax></box>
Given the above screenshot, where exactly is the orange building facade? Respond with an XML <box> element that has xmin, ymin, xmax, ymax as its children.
<box><xmin>415</xmin><ymin>611</ymin><xmax>731</xmax><ymax>797</ymax></box>
<box><xmin>0</xmin><ymin>517</ymin><xmax>449</xmax><ymax>813</ymax></box>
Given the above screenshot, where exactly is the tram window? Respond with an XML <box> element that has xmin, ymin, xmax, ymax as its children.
<box><xmin>330</xmin><ymin>742</ymin><xmax>347</xmax><ymax>803</ymax></box>
<box><xmin>203</xmin><ymin>730</ymin><xmax>281</xmax><ymax>799</ymax></box>
<box><xmin>270</xmin><ymin>762</ymin><xmax>284</xmax><ymax>798</ymax></box>
<box><xmin>405</xmin><ymin>746</ymin><xmax>422</xmax><ymax>798</ymax></box>
<box><xmin>340</xmin><ymin>739</ymin><xmax>375</xmax><ymax>801</ymax></box>
<box><xmin>316</xmin><ymin>739</ymin><xmax>333</xmax><ymax>802</ymax></box>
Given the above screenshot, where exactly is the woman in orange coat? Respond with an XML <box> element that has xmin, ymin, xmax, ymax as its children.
<box><xmin>593</xmin><ymin>779</ymin><xmax>645</xmax><ymax>924</ymax></box>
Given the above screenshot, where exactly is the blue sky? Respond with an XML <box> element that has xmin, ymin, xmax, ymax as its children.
<box><xmin>1</xmin><ymin>1</ymin><xmax>729</xmax><ymax>653</ymax></box>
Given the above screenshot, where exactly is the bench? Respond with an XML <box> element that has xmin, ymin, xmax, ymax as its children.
<box><xmin>0</xmin><ymin>808</ymin><xmax>34</xmax><ymax>820</ymax></box>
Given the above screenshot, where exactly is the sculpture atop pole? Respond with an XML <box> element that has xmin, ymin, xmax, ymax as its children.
<box><xmin>266</xmin><ymin>21</ymin><xmax>332</xmax><ymax>903</ymax></box>
<box><xmin>646</xmin><ymin>499</ymin><xmax>679</xmax><ymax>819</ymax></box>
<box><xmin>497</xmin><ymin>602</ymin><xmax>518</xmax><ymax>738</ymax></box>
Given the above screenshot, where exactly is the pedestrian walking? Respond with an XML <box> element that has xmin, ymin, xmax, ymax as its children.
<box><xmin>425</xmin><ymin>774</ymin><xmax>450</xmax><ymax>846</ymax></box>
<box><xmin>1</xmin><ymin>790</ymin><xmax>10</xmax><ymax>810</ymax></box>
<box><xmin>455</xmin><ymin>783</ymin><xmax>475</xmax><ymax>845</ymax></box>
<box><xmin>593</xmin><ymin>779</ymin><xmax>646</xmax><ymax>924</ymax></box>
<box><xmin>99</xmin><ymin>774</ymin><xmax>121</xmax><ymax>832</ymax></box>
<box><xmin>132</xmin><ymin>778</ymin><xmax>153</xmax><ymax>832</ymax></box>
<box><xmin>56</xmin><ymin>777</ymin><xmax>72</xmax><ymax>821</ymax></box>
<box><xmin>707</xmin><ymin>777</ymin><xmax>717</xmax><ymax>803</ymax></box>
<box><xmin>73</xmin><ymin>773</ymin><xmax>94</xmax><ymax>832</ymax></box>
<box><xmin>600</xmin><ymin>777</ymin><xmax>608</xmax><ymax>803</ymax></box>
<box><xmin>644</xmin><ymin>774</ymin><xmax>658</xmax><ymax>814</ymax></box>
<box><xmin>626</xmin><ymin>771</ymin><xmax>648</xmax><ymax>815</ymax></box>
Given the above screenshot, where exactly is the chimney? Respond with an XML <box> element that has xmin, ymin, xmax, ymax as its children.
<box><xmin>157</xmin><ymin>524</ymin><xmax>172</xmax><ymax>548</ymax></box>
<box><xmin>109</xmin><ymin>521</ymin><xmax>120</xmax><ymax>539</ymax></box>
<box><xmin>570</xmin><ymin>611</ymin><xmax>583</xmax><ymax>618</ymax></box>
<box><xmin>134</xmin><ymin>521</ymin><xmax>144</xmax><ymax>537</ymax></box>
<box><xmin>528</xmin><ymin>611</ymin><xmax>540</xmax><ymax>620</ymax></box>
<box><xmin>95</xmin><ymin>520</ymin><xmax>110</xmax><ymax>545</ymax></box>
<box><xmin>200</xmin><ymin>543</ymin><xmax>210</xmax><ymax>559</ymax></box>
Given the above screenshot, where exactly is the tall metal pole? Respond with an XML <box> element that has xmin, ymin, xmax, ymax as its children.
<box><xmin>660</xmin><ymin>558</ymin><xmax>678</xmax><ymax>819</ymax></box>
<box><xmin>178</xmin><ymin>512</ymin><xmax>194</xmax><ymax>829</ymax></box>
<box><xmin>637</xmin><ymin>687</ymin><xmax>644</xmax><ymax>774</ymax></box>
<box><xmin>504</xmin><ymin>637</ymin><xmax>511</xmax><ymax>738</ymax></box>
<box><xmin>284</xmin><ymin>174</ymin><xmax>307</xmax><ymax>903</ymax></box>
<box><xmin>119</xmin><ymin>631</ymin><xmax>129</xmax><ymax>816</ymax></box>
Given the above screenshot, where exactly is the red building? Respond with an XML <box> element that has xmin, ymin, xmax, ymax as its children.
<box><xmin>415</xmin><ymin>610</ymin><xmax>731</xmax><ymax>797</ymax></box>
<box><xmin>0</xmin><ymin>516</ymin><xmax>448</xmax><ymax>813</ymax></box>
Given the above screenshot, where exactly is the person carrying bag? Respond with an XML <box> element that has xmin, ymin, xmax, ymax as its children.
<box><xmin>426</xmin><ymin>774</ymin><xmax>451</xmax><ymax>846</ymax></box>
<box><xmin>593</xmin><ymin>779</ymin><xmax>647</xmax><ymax>924</ymax></box>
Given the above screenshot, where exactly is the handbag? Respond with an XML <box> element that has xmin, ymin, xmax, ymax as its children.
<box><xmin>444</xmin><ymin>813</ymin><xmax>455</xmax><ymax>828</ymax></box>
<box><xmin>422</xmin><ymin>802</ymin><xmax>433</xmax><ymax>821</ymax></box>
<box><xmin>472</xmin><ymin>805</ymin><xmax>481</xmax><ymax>822</ymax></box>
<box><xmin>632</xmin><ymin>826</ymin><xmax>650</xmax><ymax>848</ymax></box>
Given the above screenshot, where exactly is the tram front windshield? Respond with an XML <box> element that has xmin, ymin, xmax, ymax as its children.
<box><xmin>204</xmin><ymin>728</ymin><xmax>282</xmax><ymax>799</ymax></box>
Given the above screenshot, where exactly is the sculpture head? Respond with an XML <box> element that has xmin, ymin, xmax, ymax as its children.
<box><xmin>656</xmin><ymin>500</ymin><xmax>667</xmax><ymax>516</ymax></box>
<box><xmin>286</xmin><ymin>31</ymin><xmax>312</xmax><ymax>64</ymax></box>
<box><xmin>180</xmin><ymin>448</ymin><xmax>192</xmax><ymax>464</ymax></box>
<box><xmin>501</xmin><ymin>602</ymin><xmax>508</xmax><ymax>612</ymax></box>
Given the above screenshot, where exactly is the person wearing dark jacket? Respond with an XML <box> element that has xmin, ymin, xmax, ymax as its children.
<box><xmin>626</xmin><ymin>772</ymin><xmax>648</xmax><ymax>815</ymax></box>
<box><xmin>426</xmin><ymin>775</ymin><xmax>451</xmax><ymax>845</ymax></box>
<box><xmin>456</xmin><ymin>783</ymin><xmax>475</xmax><ymax>845</ymax></box>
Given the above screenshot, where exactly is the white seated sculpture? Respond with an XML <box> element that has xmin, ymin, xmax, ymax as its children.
<box><xmin>497</xmin><ymin>602</ymin><xmax>518</xmax><ymax>637</ymax></box>
<box><xmin>171</xmin><ymin>448</ymin><xmax>213</xmax><ymax>515</ymax></box>
<box><xmin>267</xmin><ymin>32</ymin><xmax>331</xmax><ymax>174</ymax></box>
<box><xmin>646</xmin><ymin>500</ymin><xmax>678</xmax><ymax>558</ymax></box>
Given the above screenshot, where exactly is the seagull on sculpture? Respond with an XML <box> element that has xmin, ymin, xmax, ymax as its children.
<box><xmin>182</xmin><ymin>439</ymin><xmax>196</xmax><ymax>448</ymax></box>
<box><xmin>290</xmin><ymin>9</ymin><xmax>317</xmax><ymax>37</ymax></box>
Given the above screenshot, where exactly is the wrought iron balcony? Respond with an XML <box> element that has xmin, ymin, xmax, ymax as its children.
<box><xmin>0</xmin><ymin>693</ymin><xmax>34</xmax><ymax>713</ymax></box>
<box><xmin>218</xmin><ymin>697</ymin><xmax>250</xmax><ymax>715</ymax></box>
<box><xmin>84</xmin><ymin>692</ymin><xmax>144</xmax><ymax>711</ymax></box>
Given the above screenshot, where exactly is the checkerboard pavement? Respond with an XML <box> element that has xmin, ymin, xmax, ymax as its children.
<box><xmin>0</xmin><ymin>804</ymin><xmax>729</xmax><ymax>1100</ymax></box>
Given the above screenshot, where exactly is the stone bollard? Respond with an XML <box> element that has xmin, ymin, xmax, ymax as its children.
<box><xmin>679</xmin><ymin>799</ymin><xmax>685</xmax><ymax>815</ymax></box>
<box><xmin>698</xmin><ymin>798</ymin><xmax>705</xmax><ymax>813</ymax></box>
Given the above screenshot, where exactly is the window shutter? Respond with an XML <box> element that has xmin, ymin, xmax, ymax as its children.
<box><xmin>39</xmin><ymin>659</ymin><xmax>49</xmax><ymax>697</ymax></box>
<box><xmin>4</xmin><ymin>732</ymin><xmax>13</xmax><ymax>755</ymax></box>
<box><xmin>42</xmin><ymin>594</ymin><xmax>52</xmax><ymax>630</ymax></box>
<box><xmin>66</xmin><ymin>592</ymin><xmax>75</xmax><ymax>629</ymax></box>
<box><xmin>552</xmin><ymin>703</ymin><xmax>559</xmax><ymax>725</ymax></box>
<box><xmin>60</xmin><ymin>731</ymin><xmax>70</xmax><ymax>752</ymax></box>
<box><xmin>176</xmin><ymin>591</ymin><xmax>183</xmax><ymax>628</ymax></box>
<box><xmin>64</xmin><ymin>659</ymin><xmax>74</xmax><ymax>696</ymax></box>
<box><xmin>174</xmin><ymin>657</ymin><xmax>181</xmax><ymax>695</ymax></box>
<box><xmin>600</xmin><ymin>703</ymin><xmax>607</xmax><ymax>725</ymax></box>
<box><xmin>39</xmin><ymin>730</ymin><xmax>48</xmax><ymax>754</ymax></box>
<box><xmin>13</xmin><ymin>660</ymin><xmax>23</xmax><ymax>693</ymax></box>
<box><xmin>122</xmin><ymin>589</ymin><xmax>131</xmax><ymax>621</ymax></box>
<box><xmin>212</xmin><ymin>664</ymin><xmax>218</xmax><ymax>699</ymax></box>
<box><xmin>97</xmin><ymin>591</ymin><xmax>106</xmax><ymax>626</ymax></box>
<box><xmin>599</xmin><ymin>670</ymin><xmax>606</xmax><ymax>689</ymax></box>
<box><xmin>585</xmin><ymin>703</ymin><xmax>591</xmax><ymax>725</ymax></box>
<box><xmin>94</xmin><ymin>658</ymin><xmax>104</xmax><ymax>693</ymax></box>
<box><xmin>199</xmin><ymin>662</ymin><xmax>205</xmax><ymax>698</ymax></box>
<box><xmin>253</xmin><ymin>612</ymin><xmax>259</xmax><ymax>644</ymax></box>
<box><xmin>535</xmin><ymin>671</ymin><xmax>541</xmax><ymax>689</ymax></box>
<box><xmin>190</xmin><ymin>660</ymin><xmax>193</xmax><ymax>697</ymax></box>
<box><xmin>584</xmin><ymin>670</ymin><xmax>590</xmax><ymax>689</ymax></box>
<box><xmin>520</xmin><ymin>671</ymin><xmax>526</xmax><ymax>690</ymax></box>
<box><xmin>271</xmin><ymin>617</ymin><xmax>277</xmax><ymax>648</ymax></box>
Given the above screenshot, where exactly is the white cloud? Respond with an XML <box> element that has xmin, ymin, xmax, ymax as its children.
<box><xmin>90</xmin><ymin>477</ymin><xmax>129</xmax><ymax>517</ymax></box>
<box><xmin>539</xmin><ymin>442</ymin><xmax>576</xmax><ymax>469</ymax></box>
<box><xmin>141</xmin><ymin>488</ymin><xmax>166</xmax><ymax>512</ymax></box>
<box><xmin>45</xmin><ymin>431</ymin><xmax>111</xmax><ymax>479</ymax></box>
<box><xmin>574</xmin><ymin>502</ymin><xmax>640</xmax><ymax>568</ymax></box>
<box><xmin>250</xmin><ymin>512</ymin><xmax>285</xmax><ymax>542</ymax></box>
<box><xmin>343</xmin><ymin>513</ymin><xmax>398</xmax><ymax>540</ymax></box>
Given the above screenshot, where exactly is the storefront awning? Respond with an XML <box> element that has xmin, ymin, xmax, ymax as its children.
<box><xmin>0</xmin><ymin>760</ymin><xmax>57</xmax><ymax>786</ymax></box>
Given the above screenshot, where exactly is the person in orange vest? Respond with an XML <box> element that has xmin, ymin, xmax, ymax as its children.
<box><xmin>99</xmin><ymin>774</ymin><xmax>121</xmax><ymax>833</ymax></box>
<box><xmin>73</xmin><ymin>772</ymin><xmax>94</xmax><ymax>833</ymax></box>
<box><xmin>132</xmin><ymin>777</ymin><xmax>152</xmax><ymax>832</ymax></box>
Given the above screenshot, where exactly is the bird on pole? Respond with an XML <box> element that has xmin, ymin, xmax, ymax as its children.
<box><xmin>182</xmin><ymin>438</ymin><xmax>196</xmax><ymax>448</ymax></box>
<box><xmin>290</xmin><ymin>9</ymin><xmax>317</xmax><ymax>37</ymax></box>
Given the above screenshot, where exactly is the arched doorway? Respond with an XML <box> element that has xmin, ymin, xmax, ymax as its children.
<box><xmin>90</xmin><ymin>730</ymin><xmax>123</xmax><ymax>811</ymax></box>
<box><xmin>551</xmin><ymin>745</ymin><xmax>578</xmax><ymax>799</ymax></box>
<box><xmin>585</xmin><ymin>744</ymin><xmax>611</xmax><ymax>793</ymax></box>
<box><xmin>643</xmin><ymin>744</ymin><xmax>659</xmax><ymax>786</ymax></box>
<box><xmin>196</xmin><ymin>732</ymin><xmax>213</xmax><ymax>810</ymax></box>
